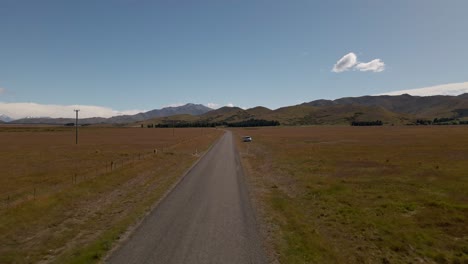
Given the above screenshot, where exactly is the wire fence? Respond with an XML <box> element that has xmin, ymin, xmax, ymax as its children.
<box><xmin>1</xmin><ymin>131</ymin><xmax>216</xmax><ymax>210</ymax></box>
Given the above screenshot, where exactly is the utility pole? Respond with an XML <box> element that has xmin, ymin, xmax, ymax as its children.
<box><xmin>74</xmin><ymin>109</ymin><xmax>80</xmax><ymax>144</ymax></box>
<box><xmin>172</xmin><ymin>120</ymin><xmax>175</xmax><ymax>136</ymax></box>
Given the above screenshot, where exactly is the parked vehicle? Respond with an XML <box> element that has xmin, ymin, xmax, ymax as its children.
<box><xmin>243</xmin><ymin>136</ymin><xmax>252</xmax><ymax>142</ymax></box>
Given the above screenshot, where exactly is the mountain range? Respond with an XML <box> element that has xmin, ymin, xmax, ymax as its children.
<box><xmin>4</xmin><ymin>94</ymin><xmax>468</xmax><ymax>126</ymax></box>
<box><xmin>141</xmin><ymin>93</ymin><xmax>468</xmax><ymax>126</ymax></box>
<box><xmin>9</xmin><ymin>103</ymin><xmax>213</xmax><ymax>125</ymax></box>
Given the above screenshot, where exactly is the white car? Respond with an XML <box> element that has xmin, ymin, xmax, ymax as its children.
<box><xmin>242</xmin><ymin>136</ymin><xmax>252</xmax><ymax>142</ymax></box>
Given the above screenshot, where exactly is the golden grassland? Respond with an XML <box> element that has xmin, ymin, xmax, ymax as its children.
<box><xmin>233</xmin><ymin>126</ymin><xmax>468</xmax><ymax>264</ymax></box>
<box><xmin>0</xmin><ymin>126</ymin><xmax>223</xmax><ymax>263</ymax></box>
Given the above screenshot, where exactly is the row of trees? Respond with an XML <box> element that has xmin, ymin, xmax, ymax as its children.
<box><xmin>143</xmin><ymin>119</ymin><xmax>280</xmax><ymax>128</ymax></box>
<box><xmin>146</xmin><ymin>122</ymin><xmax>221</xmax><ymax>128</ymax></box>
<box><xmin>227</xmin><ymin>119</ymin><xmax>280</xmax><ymax>127</ymax></box>
<box><xmin>415</xmin><ymin>118</ymin><xmax>468</xmax><ymax>125</ymax></box>
<box><xmin>415</xmin><ymin>119</ymin><xmax>432</xmax><ymax>125</ymax></box>
<box><xmin>433</xmin><ymin>117</ymin><xmax>456</xmax><ymax>124</ymax></box>
<box><xmin>351</xmin><ymin>120</ymin><xmax>383</xmax><ymax>126</ymax></box>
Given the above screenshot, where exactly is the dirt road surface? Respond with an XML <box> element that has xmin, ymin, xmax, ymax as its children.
<box><xmin>107</xmin><ymin>131</ymin><xmax>266</xmax><ymax>264</ymax></box>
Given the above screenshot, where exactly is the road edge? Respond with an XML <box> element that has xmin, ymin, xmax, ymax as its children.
<box><xmin>231</xmin><ymin>129</ymin><xmax>280</xmax><ymax>264</ymax></box>
<box><xmin>102</xmin><ymin>130</ymin><xmax>226</xmax><ymax>263</ymax></box>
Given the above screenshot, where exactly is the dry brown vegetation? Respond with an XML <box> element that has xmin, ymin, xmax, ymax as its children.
<box><xmin>0</xmin><ymin>126</ymin><xmax>222</xmax><ymax>263</ymax></box>
<box><xmin>234</xmin><ymin>126</ymin><xmax>468</xmax><ymax>264</ymax></box>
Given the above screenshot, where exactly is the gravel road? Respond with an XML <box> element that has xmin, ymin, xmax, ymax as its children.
<box><xmin>107</xmin><ymin>131</ymin><xmax>266</xmax><ymax>264</ymax></box>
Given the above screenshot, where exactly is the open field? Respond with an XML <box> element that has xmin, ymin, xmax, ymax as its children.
<box><xmin>0</xmin><ymin>126</ymin><xmax>222</xmax><ymax>263</ymax></box>
<box><xmin>233</xmin><ymin>126</ymin><xmax>468</xmax><ymax>264</ymax></box>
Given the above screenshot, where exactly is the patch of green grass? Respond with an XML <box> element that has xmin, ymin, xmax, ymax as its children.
<box><xmin>270</xmin><ymin>189</ymin><xmax>340</xmax><ymax>263</ymax></box>
<box><xmin>234</xmin><ymin>126</ymin><xmax>468</xmax><ymax>263</ymax></box>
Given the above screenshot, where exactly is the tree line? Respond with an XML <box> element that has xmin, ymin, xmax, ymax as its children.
<box><xmin>146</xmin><ymin>122</ymin><xmax>221</xmax><ymax>128</ymax></box>
<box><xmin>143</xmin><ymin>119</ymin><xmax>280</xmax><ymax>128</ymax></box>
<box><xmin>227</xmin><ymin>119</ymin><xmax>280</xmax><ymax>127</ymax></box>
<box><xmin>351</xmin><ymin>120</ymin><xmax>383</xmax><ymax>126</ymax></box>
<box><xmin>415</xmin><ymin>118</ymin><xmax>468</xmax><ymax>125</ymax></box>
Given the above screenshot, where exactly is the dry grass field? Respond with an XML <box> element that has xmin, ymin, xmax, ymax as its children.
<box><xmin>233</xmin><ymin>126</ymin><xmax>468</xmax><ymax>264</ymax></box>
<box><xmin>0</xmin><ymin>126</ymin><xmax>222</xmax><ymax>263</ymax></box>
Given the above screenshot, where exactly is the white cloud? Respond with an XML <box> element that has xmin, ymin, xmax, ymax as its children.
<box><xmin>355</xmin><ymin>59</ymin><xmax>385</xmax><ymax>72</ymax></box>
<box><xmin>332</xmin><ymin>52</ymin><xmax>385</xmax><ymax>73</ymax></box>
<box><xmin>332</xmin><ymin>52</ymin><xmax>357</xmax><ymax>73</ymax></box>
<box><xmin>163</xmin><ymin>103</ymin><xmax>184</xmax><ymax>108</ymax></box>
<box><xmin>0</xmin><ymin>102</ymin><xmax>145</xmax><ymax>119</ymax></box>
<box><xmin>204</xmin><ymin>103</ymin><xmax>238</xmax><ymax>108</ymax></box>
<box><xmin>206</xmin><ymin>103</ymin><xmax>220</xmax><ymax>109</ymax></box>
<box><xmin>205</xmin><ymin>103</ymin><xmax>237</xmax><ymax>108</ymax></box>
<box><xmin>0</xmin><ymin>87</ymin><xmax>6</xmax><ymax>95</ymax></box>
<box><xmin>377</xmin><ymin>82</ymin><xmax>468</xmax><ymax>96</ymax></box>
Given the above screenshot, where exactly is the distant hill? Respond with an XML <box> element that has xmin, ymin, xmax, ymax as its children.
<box><xmin>245</xmin><ymin>106</ymin><xmax>272</xmax><ymax>116</ymax></box>
<box><xmin>202</xmin><ymin>107</ymin><xmax>252</xmax><ymax>123</ymax></box>
<box><xmin>303</xmin><ymin>94</ymin><xmax>468</xmax><ymax>118</ymax></box>
<box><xmin>247</xmin><ymin>104</ymin><xmax>410</xmax><ymax>125</ymax></box>
<box><xmin>119</xmin><ymin>104</ymin><xmax>213</xmax><ymax>124</ymax></box>
<box><xmin>142</xmin><ymin>104</ymin><xmax>406</xmax><ymax>126</ymax></box>
<box><xmin>141</xmin><ymin>106</ymin><xmax>250</xmax><ymax>126</ymax></box>
<box><xmin>145</xmin><ymin>104</ymin><xmax>211</xmax><ymax>117</ymax></box>
<box><xmin>8</xmin><ymin>94</ymin><xmax>468</xmax><ymax>126</ymax></box>
<box><xmin>141</xmin><ymin>94</ymin><xmax>468</xmax><ymax>127</ymax></box>
<box><xmin>11</xmin><ymin>103</ymin><xmax>212</xmax><ymax>125</ymax></box>
<box><xmin>0</xmin><ymin>114</ymin><xmax>14</xmax><ymax>122</ymax></box>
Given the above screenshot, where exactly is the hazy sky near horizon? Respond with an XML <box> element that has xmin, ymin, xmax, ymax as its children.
<box><xmin>1</xmin><ymin>0</ymin><xmax>467</xmax><ymax>117</ymax></box>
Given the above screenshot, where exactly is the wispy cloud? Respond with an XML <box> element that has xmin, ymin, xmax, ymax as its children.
<box><xmin>0</xmin><ymin>87</ymin><xmax>6</xmax><ymax>95</ymax></box>
<box><xmin>206</xmin><ymin>103</ymin><xmax>220</xmax><ymax>109</ymax></box>
<box><xmin>0</xmin><ymin>102</ymin><xmax>145</xmax><ymax>119</ymax></box>
<box><xmin>332</xmin><ymin>52</ymin><xmax>385</xmax><ymax>73</ymax></box>
<box><xmin>377</xmin><ymin>82</ymin><xmax>468</xmax><ymax>96</ymax></box>
<box><xmin>163</xmin><ymin>103</ymin><xmax>185</xmax><ymax>108</ymax></box>
<box><xmin>205</xmin><ymin>102</ymin><xmax>236</xmax><ymax>108</ymax></box>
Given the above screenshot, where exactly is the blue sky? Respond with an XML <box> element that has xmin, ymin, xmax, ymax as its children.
<box><xmin>1</xmin><ymin>0</ymin><xmax>467</xmax><ymax>118</ymax></box>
